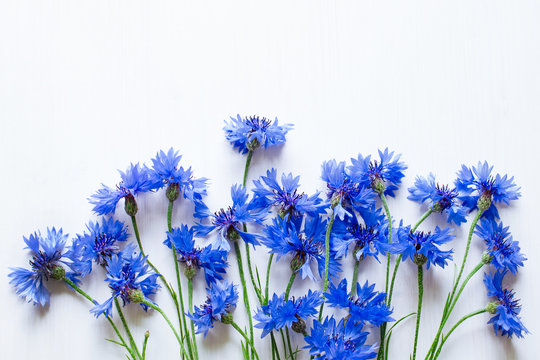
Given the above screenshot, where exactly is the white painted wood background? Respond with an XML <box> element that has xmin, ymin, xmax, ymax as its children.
<box><xmin>0</xmin><ymin>1</ymin><xmax>537</xmax><ymax>359</ymax></box>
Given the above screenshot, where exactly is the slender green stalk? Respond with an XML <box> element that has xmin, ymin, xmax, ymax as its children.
<box><xmin>142</xmin><ymin>300</ymin><xmax>190</xmax><ymax>358</ymax></box>
<box><xmin>245</xmin><ymin>242</ymin><xmax>263</xmax><ymax>303</ymax></box>
<box><xmin>234</xmin><ymin>240</ymin><xmax>255</xmax><ymax>360</ymax></box>
<box><xmin>115</xmin><ymin>297</ymin><xmax>142</xmax><ymax>360</ymax></box>
<box><xmin>142</xmin><ymin>331</ymin><xmax>149</xmax><ymax>360</ymax></box>
<box><xmin>279</xmin><ymin>329</ymin><xmax>288</xmax><ymax>359</ymax></box>
<box><xmin>188</xmin><ymin>278</ymin><xmax>199</xmax><ymax>360</ymax></box>
<box><xmin>243</xmin><ymin>150</ymin><xmax>254</xmax><ymax>186</ymax></box>
<box><xmin>350</xmin><ymin>258</ymin><xmax>361</xmax><ymax>296</ymax></box>
<box><xmin>432</xmin><ymin>309</ymin><xmax>487</xmax><ymax>359</ymax></box>
<box><xmin>284</xmin><ymin>272</ymin><xmax>297</xmax><ymax>301</ymax></box>
<box><xmin>270</xmin><ymin>333</ymin><xmax>282</xmax><ymax>360</ymax></box>
<box><xmin>377</xmin><ymin>193</ymin><xmax>392</xmax><ymax>360</ymax></box>
<box><xmin>318</xmin><ymin>211</ymin><xmax>335</xmax><ymax>321</ymax></box>
<box><xmin>412</xmin><ymin>265</ymin><xmax>424</xmax><ymax>360</ymax></box>
<box><xmin>285</xmin><ymin>327</ymin><xmax>295</xmax><ymax>360</ymax></box>
<box><xmin>231</xmin><ymin>321</ymin><xmax>261</xmax><ymax>360</ymax></box>
<box><xmin>264</xmin><ymin>253</ymin><xmax>275</xmax><ymax>304</ymax></box>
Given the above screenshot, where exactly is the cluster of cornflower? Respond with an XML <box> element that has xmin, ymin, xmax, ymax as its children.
<box><xmin>9</xmin><ymin>114</ymin><xmax>527</xmax><ymax>360</ymax></box>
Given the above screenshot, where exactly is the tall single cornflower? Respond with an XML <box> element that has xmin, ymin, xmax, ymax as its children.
<box><xmin>391</xmin><ymin>223</ymin><xmax>454</xmax><ymax>268</ymax></box>
<box><xmin>321</xmin><ymin>159</ymin><xmax>375</xmax><ymax>220</ymax></box>
<box><xmin>250</xmin><ymin>168</ymin><xmax>324</xmax><ymax>222</ymax></box>
<box><xmin>224</xmin><ymin>114</ymin><xmax>293</xmax><ymax>154</ymax></box>
<box><xmin>89</xmin><ymin>163</ymin><xmax>161</xmax><ymax>216</ymax></box>
<box><xmin>408</xmin><ymin>173</ymin><xmax>467</xmax><ymax>225</ymax></box>
<box><xmin>484</xmin><ymin>270</ymin><xmax>528</xmax><ymax>338</ymax></box>
<box><xmin>150</xmin><ymin>148</ymin><xmax>208</xmax><ymax>202</ymax></box>
<box><xmin>188</xmin><ymin>280</ymin><xmax>239</xmax><ymax>336</ymax></box>
<box><xmin>348</xmin><ymin>148</ymin><xmax>407</xmax><ymax>197</ymax></box>
<box><xmin>305</xmin><ymin>316</ymin><xmax>378</xmax><ymax>360</ymax></box>
<box><xmin>325</xmin><ymin>279</ymin><xmax>393</xmax><ymax>326</ymax></box>
<box><xmin>67</xmin><ymin>217</ymin><xmax>129</xmax><ymax>276</ymax></box>
<box><xmin>9</xmin><ymin>228</ymin><xmax>79</xmax><ymax>306</ymax></box>
<box><xmin>475</xmin><ymin>219</ymin><xmax>526</xmax><ymax>275</ymax></box>
<box><xmin>455</xmin><ymin>161</ymin><xmax>521</xmax><ymax>220</ymax></box>
<box><xmin>164</xmin><ymin>225</ymin><xmax>228</xmax><ymax>285</ymax></box>
<box><xmin>263</xmin><ymin>216</ymin><xmax>341</xmax><ymax>281</ymax></box>
<box><xmin>90</xmin><ymin>244</ymin><xmax>160</xmax><ymax>317</ymax></box>
<box><xmin>254</xmin><ymin>290</ymin><xmax>323</xmax><ymax>337</ymax></box>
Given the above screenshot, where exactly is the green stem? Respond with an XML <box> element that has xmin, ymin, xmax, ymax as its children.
<box><xmin>350</xmin><ymin>258</ymin><xmax>361</xmax><ymax>296</ymax></box>
<box><xmin>142</xmin><ymin>332</ymin><xmax>149</xmax><ymax>360</ymax></box>
<box><xmin>270</xmin><ymin>332</ymin><xmax>282</xmax><ymax>360</ymax></box>
<box><xmin>245</xmin><ymin>241</ymin><xmax>263</xmax><ymax>303</ymax></box>
<box><xmin>412</xmin><ymin>265</ymin><xmax>424</xmax><ymax>360</ymax></box>
<box><xmin>285</xmin><ymin>327</ymin><xmax>295</xmax><ymax>359</ymax></box>
<box><xmin>284</xmin><ymin>272</ymin><xmax>297</xmax><ymax>301</ymax></box>
<box><xmin>188</xmin><ymin>278</ymin><xmax>199</xmax><ymax>360</ymax></box>
<box><xmin>264</xmin><ymin>253</ymin><xmax>275</xmax><ymax>304</ymax></box>
<box><xmin>432</xmin><ymin>309</ymin><xmax>487</xmax><ymax>359</ymax></box>
<box><xmin>377</xmin><ymin>193</ymin><xmax>392</xmax><ymax>360</ymax></box>
<box><xmin>231</xmin><ymin>321</ymin><xmax>261</xmax><ymax>360</ymax></box>
<box><xmin>318</xmin><ymin>211</ymin><xmax>335</xmax><ymax>321</ymax></box>
<box><xmin>234</xmin><ymin>240</ymin><xmax>255</xmax><ymax>360</ymax></box>
<box><xmin>115</xmin><ymin>297</ymin><xmax>142</xmax><ymax>360</ymax></box>
<box><xmin>243</xmin><ymin>150</ymin><xmax>254</xmax><ymax>187</ymax></box>
<box><xmin>142</xmin><ymin>300</ymin><xmax>190</xmax><ymax>358</ymax></box>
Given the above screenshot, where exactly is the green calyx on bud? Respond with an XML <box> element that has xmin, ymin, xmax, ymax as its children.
<box><xmin>353</xmin><ymin>245</ymin><xmax>365</xmax><ymax>262</ymax></box>
<box><xmin>144</xmin><ymin>330</ymin><xmax>150</xmax><ymax>339</ymax></box>
<box><xmin>432</xmin><ymin>202</ymin><xmax>444</xmax><ymax>213</ymax></box>
<box><xmin>290</xmin><ymin>253</ymin><xmax>307</xmax><ymax>273</ymax></box>
<box><xmin>486</xmin><ymin>302</ymin><xmax>499</xmax><ymax>314</ymax></box>
<box><xmin>124</xmin><ymin>194</ymin><xmax>138</xmax><ymax>217</ymax></box>
<box><xmin>50</xmin><ymin>265</ymin><xmax>65</xmax><ymax>280</ymax></box>
<box><xmin>184</xmin><ymin>266</ymin><xmax>197</xmax><ymax>280</ymax></box>
<box><xmin>477</xmin><ymin>194</ymin><xmax>492</xmax><ymax>212</ymax></box>
<box><xmin>330</xmin><ymin>193</ymin><xmax>341</xmax><ymax>209</ymax></box>
<box><xmin>226</xmin><ymin>226</ymin><xmax>241</xmax><ymax>242</ymax></box>
<box><xmin>166</xmin><ymin>182</ymin><xmax>180</xmax><ymax>202</ymax></box>
<box><xmin>291</xmin><ymin>316</ymin><xmax>306</xmax><ymax>334</ymax></box>
<box><xmin>413</xmin><ymin>253</ymin><xmax>427</xmax><ymax>266</ymax></box>
<box><xmin>482</xmin><ymin>251</ymin><xmax>494</xmax><ymax>265</ymax></box>
<box><xmin>278</xmin><ymin>207</ymin><xmax>290</xmax><ymax>220</ymax></box>
<box><xmin>128</xmin><ymin>289</ymin><xmax>145</xmax><ymax>304</ymax></box>
<box><xmin>371</xmin><ymin>178</ymin><xmax>386</xmax><ymax>194</ymax></box>
<box><xmin>247</xmin><ymin>138</ymin><xmax>261</xmax><ymax>152</ymax></box>
<box><xmin>221</xmin><ymin>312</ymin><xmax>234</xmax><ymax>325</ymax></box>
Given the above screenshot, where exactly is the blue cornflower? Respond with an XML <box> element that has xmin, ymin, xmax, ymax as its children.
<box><xmin>224</xmin><ymin>114</ymin><xmax>293</xmax><ymax>154</ymax></box>
<box><xmin>67</xmin><ymin>217</ymin><xmax>129</xmax><ymax>276</ymax></box>
<box><xmin>150</xmin><ymin>148</ymin><xmax>208</xmax><ymax>202</ymax></box>
<box><xmin>348</xmin><ymin>148</ymin><xmax>407</xmax><ymax>197</ymax></box>
<box><xmin>90</xmin><ymin>244</ymin><xmax>160</xmax><ymax>317</ymax></box>
<box><xmin>455</xmin><ymin>161</ymin><xmax>521</xmax><ymax>220</ymax></box>
<box><xmin>194</xmin><ymin>184</ymin><xmax>266</xmax><ymax>251</ymax></box>
<box><xmin>475</xmin><ymin>219</ymin><xmax>526</xmax><ymax>275</ymax></box>
<box><xmin>321</xmin><ymin>159</ymin><xmax>376</xmax><ymax>220</ymax></box>
<box><xmin>263</xmin><ymin>216</ymin><xmax>341</xmax><ymax>281</ymax></box>
<box><xmin>392</xmin><ymin>224</ymin><xmax>454</xmax><ymax>268</ymax></box>
<box><xmin>89</xmin><ymin>163</ymin><xmax>161</xmax><ymax>216</ymax></box>
<box><xmin>250</xmin><ymin>168</ymin><xmax>325</xmax><ymax>221</ymax></box>
<box><xmin>254</xmin><ymin>290</ymin><xmax>323</xmax><ymax>337</ymax></box>
<box><xmin>305</xmin><ymin>316</ymin><xmax>378</xmax><ymax>360</ymax></box>
<box><xmin>188</xmin><ymin>280</ymin><xmax>239</xmax><ymax>336</ymax></box>
<box><xmin>164</xmin><ymin>225</ymin><xmax>228</xmax><ymax>285</ymax></box>
<box><xmin>484</xmin><ymin>270</ymin><xmax>528</xmax><ymax>338</ymax></box>
<box><xmin>9</xmin><ymin>228</ymin><xmax>79</xmax><ymax>306</ymax></box>
<box><xmin>408</xmin><ymin>173</ymin><xmax>467</xmax><ymax>226</ymax></box>
<box><xmin>325</xmin><ymin>279</ymin><xmax>393</xmax><ymax>326</ymax></box>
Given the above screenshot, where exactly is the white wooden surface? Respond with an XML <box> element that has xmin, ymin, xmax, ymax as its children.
<box><xmin>0</xmin><ymin>1</ymin><xmax>538</xmax><ymax>359</ymax></box>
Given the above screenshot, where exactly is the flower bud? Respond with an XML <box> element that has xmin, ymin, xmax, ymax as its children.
<box><xmin>221</xmin><ymin>312</ymin><xmax>234</xmax><ymax>324</ymax></box>
<box><xmin>124</xmin><ymin>194</ymin><xmax>138</xmax><ymax>216</ymax></box>
<box><xmin>166</xmin><ymin>182</ymin><xmax>180</xmax><ymax>202</ymax></box>
<box><xmin>247</xmin><ymin>138</ymin><xmax>261</xmax><ymax>151</ymax></box>
<box><xmin>291</xmin><ymin>316</ymin><xmax>306</xmax><ymax>334</ymax></box>
<box><xmin>432</xmin><ymin>202</ymin><xmax>444</xmax><ymax>213</ymax></box>
<box><xmin>226</xmin><ymin>226</ymin><xmax>241</xmax><ymax>242</ymax></box>
<box><xmin>144</xmin><ymin>330</ymin><xmax>150</xmax><ymax>339</ymax></box>
<box><xmin>413</xmin><ymin>253</ymin><xmax>427</xmax><ymax>266</ymax></box>
<box><xmin>128</xmin><ymin>289</ymin><xmax>145</xmax><ymax>304</ymax></box>
<box><xmin>486</xmin><ymin>301</ymin><xmax>499</xmax><ymax>314</ymax></box>
<box><xmin>330</xmin><ymin>193</ymin><xmax>341</xmax><ymax>209</ymax></box>
<box><xmin>184</xmin><ymin>266</ymin><xmax>197</xmax><ymax>280</ymax></box>
<box><xmin>290</xmin><ymin>253</ymin><xmax>307</xmax><ymax>273</ymax></box>
<box><xmin>481</xmin><ymin>251</ymin><xmax>494</xmax><ymax>265</ymax></box>
<box><xmin>371</xmin><ymin>178</ymin><xmax>386</xmax><ymax>194</ymax></box>
<box><xmin>50</xmin><ymin>265</ymin><xmax>65</xmax><ymax>280</ymax></box>
<box><xmin>477</xmin><ymin>193</ymin><xmax>492</xmax><ymax>212</ymax></box>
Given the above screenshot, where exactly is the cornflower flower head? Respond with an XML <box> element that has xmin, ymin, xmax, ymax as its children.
<box><xmin>150</xmin><ymin>148</ymin><xmax>208</xmax><ymax>202</ymax></box>
<box><xmin>188</xmin><ymin>280</ymin><xmax>239</xmax><ymax>336</ymax></box>
<box><xmin>164</xmin><ymin>225</ymin><xmax>228</xmax><ymax>285</ymax></box>
<box><xmin>9</xmin><ymin>228</ymin><xmax>79</xmax><ymax>306</ymax></box>
<box><xmin>305</xmin><ymin>316</ymin><xmax>378</xmax><ymax>360</ymax></box>
<box><xmin>484</xmin><ymin>270</ymin><xmax>529</xmax><ymax>338</ymax></box>
<box><xmin>262</xmin><ymin>216</ymin><xmax>341</xmax><ymax>281</ymax></box>
<box><xmin>224</xmin><ymin>114</ymin><xmax>293</xmax><ymax>154</ymax></box>
<box><xmin>254</xmin><ymin>290</ymin><xmax>323</xmax><ymax>337</ymax></box>
<box><xmin>90</xmin><ymin>244</ymin><xmax>160</xmax><ymax>318</ymax></box>
<box><xmin>392</xmin><ymin>223</ymin><xmax>454</xmax><ymax>268</ymax></box>
<box><xmin>325</xmin><ymin>279</ymin><xmax>393</xmax><ymax>326</ymax></box>
<box><xmin>321</xmin><ymin>159</ymin><xmax>376</xmax><ymax>221</ymax></box>
<box><xmin>66</xmin><ymin>217</ymin><xmax>129</xmax><ymax>277</ymax></box>
<box><xmin>348</xmin><ymin>148</ymin><xmax>407</xmax><ymax>197</ymax></box>
<box><xmin>455</xmin><ymin>161</ymin><xmax>521</xmax><ymax>220</ymax></box>
<box><xmin>475</xmin><ymin>219</ymin><xmax>526</xmax><ymax>275</ymax></box>
<box><xmin>194</xmin><ymin>184</ymin><xmax>266</xmax><ymax>252</ymax></box>
<box><xmin>89</xmin><ymin>163</ymin><xmax>161</xmax><ymax>216</ymax></box>
<box><xmin>408</xmin><ymin>173</ymin><xmax>467</xmax><ymax>226</ymax></box>
<box><xmin>250</xmin><ymin>168</ymin><xmax>325</xmax><ymax>223</ymax></box>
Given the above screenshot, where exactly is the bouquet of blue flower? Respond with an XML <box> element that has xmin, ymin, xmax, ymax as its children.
<box><xmin>9</xmin><ymin>115</ymin><xmax>527</xmax><ymax>360</ymax></box>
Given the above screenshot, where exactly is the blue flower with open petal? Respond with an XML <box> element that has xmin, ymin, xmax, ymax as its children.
<box><xmin>90</xmin><ymin>244</ymin><xmax>160</xmax><ymax>317</ymax></box>
<box><xmin>455</xmin><ymin>161</ymin><xmax>520</xmax><ymax>220</ymax></box>
<box><xmin>224</xmin><ymin>114</ymin><xmax>293</xmax><ymax>154</ymax></box>
<box><xmin>305</xmin><ymin>316</ymin><xmax>378</xmax><ymax>360</ymax></box>
<box><xmin>89</xmin><ymin>163</ymin><xmax>161</xmax><ymax>216</ymax></box>
<box><xmin>151</xmin><ymin>148</ymin><xmax>208</xmax><ymax>201</ymax></box>
<box><xmin>263</xmin><ymin>216</ymin><xmax>341</xmax><ymax>281</ymax></box>
<box><xmin>348</xmin><ymin>148</ymin><xmax>407</xmax><ymax>197</ymax></box>
<box><xmin>484</xmin><ymin>270</ymin><xmax>528</xmax><ymax>338</ymax></box>
<box><xmin>408</xmin><ymin>173</ymin><xmax>467</xmax><ymax>226</ymax></box>
<box><xmin>9</xmin><ymin>228</ymin><xmax>80</xmax><ymax>306</ymax></box>
<box><xmin>164</xmin><ymin>225</ymin><xmax>228</xmax><ymax>285</ymax></box>
<box><xmin>475</xmin><ymin>219</ymin><xmax>526</xmax><ymax>275</ymax></box>
<box><xmin>188</xmin><ymin>280</ymin><xmax>238</xmax><ymax>336</ymax></box>
<box><xmin>254</xmin><ymin>290</ymin><xmax>323</xmax><ymax>337</ymax></box>
<box><xmin>194</xmin><ymin>184</ymin><xmax>266</xmax><ymax>251</ymax></box>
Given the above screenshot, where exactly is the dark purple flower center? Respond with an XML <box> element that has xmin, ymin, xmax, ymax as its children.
<box><xmin>488</xmin><ymin>234</ymin><xmax>514</xmax><ymax>258</ymax></box>
<box><xmin>179</xmin><ymin>249</ymin><xmax>202</xmax><ymax>268</ymax></box>
<box><xmin>94</xmin><ymin>233</ymin><xmax>119</xmax><ymax>265</ymax></box>
<box><xmin>476</xmin><ymin>176</ymin><xmax>496</xmax><ymax>197</ymax></box>
<box><xmin>245</xmin><ymin>115</ymin><xmax>271</xmax><ymax>132</ymax></box>
<box><xmin>499</xmin><ymin>289</ymin><xmax>520</xmax><ymax>316</ymax></box>
<box><xmin>29</xmin><ymin>250</ymin><xmax>62</xmax><ymax>279</ymax></box>
<box><xmin>327</xmin><ymin>179</ymin><xmax>361</xmax><ymax>204</ymax></box>
<box><xmin>274</xmin><ymin>189</ymin><xmax>304</xmax><ymax>217</ymax></box>
<box><xmin>435</xmin><ymin>184</ymin><xmax>458</xmax><ymax>211</ymax></box>
<box><xmin>213</xmin><ymin>207</ymin><xmax>238</xmax><ymax>230</ymax></box>
<box><xmin>408</xmin><ymin>231</ymin><xmax>430</xmax><ymax>251</ymax></box>
<box><xmin>368</xmin><ymin>161</ymin><xmax>384</xmax><ymax>182</ymax></box>
<box><xmin>349</xmin><ymin>225</ymin><xmax>379</xmax><ymax>249</ymax></box>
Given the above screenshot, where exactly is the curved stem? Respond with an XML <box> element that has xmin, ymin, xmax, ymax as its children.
<box><xmin>285</xmin><ymin>327</ymin><xmax>295</xmax><ymax>359</ymax></box>
<box><xmin>231</xmin><ymin>321</ymin><xmax>261</xmax><ymax>360</ymax></box>
<box><xmin>270</xmin><ymin>332</ymin><xmax>282</xmax><ymax>360</ymax></box>
<box><xmin>264</xmin><ymin>253</ymin><xmax>275</xmax><ymax>305</ymax></box>
<box><xmin>234</xmin><ymin>240</ymin><xmax>255</xmax><ymax>360</ymax></box>
<box><xmin>412</xmin><ymin>266</ymin><xmax>424</xmax><ymax>360</ymax></box>
<box><xmin>350</xmin><ymin>258</ymin><xmax>361</xmax><ymax>296</ymax></box>
<box><xmin>318</xmin><ymin>211</ymin><xmax>335</xmax><ymax>321</ymax></box>
<box><xmin>245</xmin><ymin>241</ymin><xmax>263</xmax><ymax>303</ymax></box>
<box><xmin>115</xmin><ymin>297</ymin><xmax>142</xmax><ymax>360</ymax></box>
<box><xmin>188</xmin><ymin>278</ymin><xmax>199</xmax><ymax>360</ymax></box>
<box><xmin>412</xmin><ymin>208</ymin><xmax>434</xmax><ymax>233</ymax></box>
<box><xmin>377</xmin><ymin>193</ymin><xmax>392</xmax><ymax>360</ymax></box>
<box><xmin>142</xmin><ymin>332</ymin><xmax>149</xmax><ymax>360</ymax></box>
<box><xmin>284</xmin><ymin>272</ymin><xmax>297</xmax><ymax>301</ymax></box>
